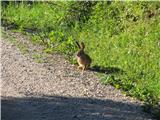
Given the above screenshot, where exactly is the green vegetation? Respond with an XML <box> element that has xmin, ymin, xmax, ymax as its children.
<box><xmin>2</xmin><ymin>30</ymin><xmax>29</xmax><ymax>54</ymax></box>
<box><xmin>32</xmin><ymin>53</ymin><xmax>43</xmax><ymax>63</ymax></box>
<box><xmin>2</xmin><ymin>30</ymin><xmax>46</xmax><ymax>64</ymax></box>
<box><xmin>1</xmin><ymin>1</ymin><xmax>160</xmax><ymax>118</ymax></box>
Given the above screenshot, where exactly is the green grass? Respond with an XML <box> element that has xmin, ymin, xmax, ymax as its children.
<box><xmin>1</xmin><ymin>1</ymin><xmax>160</xmax><ymax>118</ymax></box>
<box><xmin>2</xmin><ymin>30</ymin><xmax>29</xmax><ymax>54</ymax></box>
<box><xmin>2</xmin><ymin>29</ymin><xmax>44</xmax><ymax>64</ymax></box>
<box><xmin>32</xmin><ymin>53</ymin><xmax>43</xmax><ymax>63</ymax></box>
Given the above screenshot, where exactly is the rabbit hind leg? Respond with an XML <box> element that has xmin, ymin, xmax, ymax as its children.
<box><xmin>78</xmin><ymin>66</ymin><xmax>83</xmax><ymax>70</ymax></box>
<box><xmin>85</xmin><ymin>64</ymin><xmax>90</xmax><ymax>70</ymax></box>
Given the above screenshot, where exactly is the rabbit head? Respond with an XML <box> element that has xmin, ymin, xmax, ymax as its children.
<box><xmin>76</xmin><ymin>41</ymin><xmax>85</xmax><ymax>56</ymax></box>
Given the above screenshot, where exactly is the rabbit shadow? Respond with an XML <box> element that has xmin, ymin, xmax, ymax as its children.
<box><xmin>89</xmin><ymin>65</ymin><xmax>124</xmax><ymax>74</ymax></box>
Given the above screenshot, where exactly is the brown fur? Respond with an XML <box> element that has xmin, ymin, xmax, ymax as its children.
<box><xmin>76</xmin><ymin>41</ymin><xmax>92</xmax><ymax>71</ymax></box>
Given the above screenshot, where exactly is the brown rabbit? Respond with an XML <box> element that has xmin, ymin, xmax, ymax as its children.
<box><xmin>76</xmin><ymin>41</ymin><xmax>92</xmax><ymax>71</ymax></box>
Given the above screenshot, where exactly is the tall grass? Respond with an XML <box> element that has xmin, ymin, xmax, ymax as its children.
<box><xmin>80</xmin><ymin>2</ymin><xmax>160</xmax><ymax>102</ymax></box>
<box><xmin>1</xmin><ymin>1</ymin><xmax>160</xmax><ymax>118</ymax></box>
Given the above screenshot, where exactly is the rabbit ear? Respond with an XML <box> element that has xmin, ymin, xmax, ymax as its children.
<box><xmin>76</xmin><ymin>41</ymin><xmax>81</xmax><ymax>49</ymax></box>
<box><xmin>80</xmin><ymin>42</ymin><xmax>85</xmax><ymax>50</ymax></box>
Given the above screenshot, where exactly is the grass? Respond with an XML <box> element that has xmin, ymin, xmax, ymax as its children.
<box><xmin>2</xmin><ymin>29</ymin><xmax>29</xmax><ymax>54</ymax></box>
<box><xmin>1</xmin><ymin>1</ymin><xmax>160</xmax><ymax>118</ymax></box>
<box><xmin>2</xmin><ymin>29</ymin><xmax>44</xmax><ymax>64</ymax></box>
<box><xmin>32</xmin><ymin>53</ymin><xmax>43</xmax><ymax>63</ymax></box>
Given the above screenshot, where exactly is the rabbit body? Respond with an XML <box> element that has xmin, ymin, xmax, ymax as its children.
<box><xmin>76</xmin><ymin>42</ymin><xmax>92</xmax><ymax>70</ymax></box>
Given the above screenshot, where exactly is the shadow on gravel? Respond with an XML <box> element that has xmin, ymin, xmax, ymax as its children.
<box><xmin>90</xmin><ymin>65</ymin><xmax>124</xmax><ymax>74</ymax></box>
<box><xmin>2</xmin><ymin>95</ymin><xmax>148</xmax><ymax>120</ymax></box>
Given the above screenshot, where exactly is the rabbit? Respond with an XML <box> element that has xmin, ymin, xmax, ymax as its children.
<box><xmin>76</xmin><ymin>41</ymin><xmax>92</xmax><ymax>71</ymax></box>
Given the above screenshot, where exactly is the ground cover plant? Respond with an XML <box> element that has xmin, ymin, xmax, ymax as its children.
<box><xmin>1</xmin><ymin>1</ymin><xmax>160</xmax><ymax>118</ymax></box>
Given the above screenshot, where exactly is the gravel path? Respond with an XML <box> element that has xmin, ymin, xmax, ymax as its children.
<box><xmin>1</xmin><ymin>31</ymin><xmax>153</xmax><ymax>120</ymax></box>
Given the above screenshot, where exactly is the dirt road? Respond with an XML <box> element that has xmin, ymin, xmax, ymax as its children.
<box><xmin>1</xmin><ymin>31</ymin><xmax>153</xmax><ymax>120</ymax></box>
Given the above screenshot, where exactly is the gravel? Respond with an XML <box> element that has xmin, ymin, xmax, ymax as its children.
<box><xmin>1</xmin><ymin>31</ymin><xmax>154</xmax><ymax>120</ymax></box>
